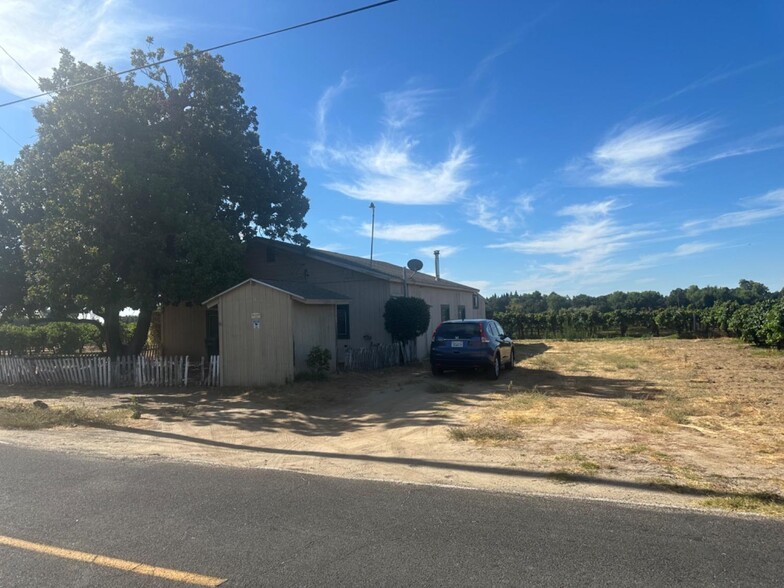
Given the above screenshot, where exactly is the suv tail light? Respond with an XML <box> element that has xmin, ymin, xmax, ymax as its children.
<box><xmin>478</xmin><ymin>322</ymin><xmax>490</xmax><ymax>343</ymax></box>
<box><xmin>432</xmin><ymin>323</ymin><xmax>443</xmax><ymax>342</ymax></box>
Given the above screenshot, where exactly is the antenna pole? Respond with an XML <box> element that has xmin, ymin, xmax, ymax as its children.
<box><xmin>369</xmin><ymin>202</ymin><xmax>376</xmax><ymax>265</ymax></box>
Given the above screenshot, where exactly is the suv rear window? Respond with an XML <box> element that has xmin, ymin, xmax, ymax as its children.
<box><xmin>436</xmin><ymin>323</ymin><xmax>481</xmax><ymax>339</ymax></box>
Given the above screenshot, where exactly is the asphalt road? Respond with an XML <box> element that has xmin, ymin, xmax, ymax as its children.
<box><xmin>0</xmin><ymin>445</ymin><xmax>782</xmax><ymax>587</ymax></box>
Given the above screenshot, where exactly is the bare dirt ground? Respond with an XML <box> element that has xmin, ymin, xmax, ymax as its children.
<box><xmin>1</xmin><ymin>338</ymin><xmax>782</xmax><ymax>515</ymax></box>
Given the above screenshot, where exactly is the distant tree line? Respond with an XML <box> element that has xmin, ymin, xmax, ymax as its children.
<box><xmin>0</xmin><ymin>320</ymin><xmax>138</xmax><ymax>356</ymax></box>
<box><xmin>487</xmin><ymin>280</ymin><xmax>784</xmax><ymax>349</ymax></box>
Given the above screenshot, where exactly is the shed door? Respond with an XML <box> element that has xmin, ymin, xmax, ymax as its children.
<box><xmin>205</xmin><ymin>307</ymin><xmax>219</xmax><ymax>356</ymax></box>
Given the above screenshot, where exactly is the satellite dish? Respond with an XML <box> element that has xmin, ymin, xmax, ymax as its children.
<box><xmin>407</xmin><ymin>258</ymin><xmax>423</xmax><ymax>272</ymax></box>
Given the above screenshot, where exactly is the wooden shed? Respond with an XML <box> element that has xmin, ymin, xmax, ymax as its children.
<box><xmin>202</xmin><ymin>279</ymin><xmax>347</xmax><ymax>386</ymax></box>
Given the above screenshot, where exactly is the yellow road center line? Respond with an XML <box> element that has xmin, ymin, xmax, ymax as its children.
<box><xmin>0</xmin><ymin>534</ymin><xmax>226</xmax><ymax>586</ymax></box>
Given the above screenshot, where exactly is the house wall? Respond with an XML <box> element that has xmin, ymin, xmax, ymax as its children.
<box><xmin>160</xmin><ymin>305</ymin><xmax>206</xmax><ymax>357</ymax></box>
<box><xmin>247</xmin><ymin>245</ymin><xmax>393</xmax><ymax>362</ymax></box>
<box><xmin>217</xmin><ymin>281</ymin><xmax>294</xmax><ymax>386</ymax></box>
<box><xmin>401</xmin><ymin>284</ymin><xmax>487</xmax><ymax>360</ymax></box>
<box><xmin>292</xmin><ymin>301</ymin><xmax>337</xmax><ymax>374</ymax></box>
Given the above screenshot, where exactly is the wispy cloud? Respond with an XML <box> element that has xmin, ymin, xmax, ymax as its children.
<box><xmin>697</xmin><ymin>125</ymin><xmax>784</xmax><ymax>165</ymax></box>
<box><xmin>569</xmin><ymin>118</ymin><xmax>784</xmax><ymax>188</ymax></box>
<box><xmin>657</xmin><ymin>55</ymin><xmax>783</xmax><ymax>105</ymax></box>
<box><xmin>489</xmin><ymin>198</ymin><xmax>661</xmax><ymax>287</ymax></box>
<box><xmin>491</xmin><ymin>198</ymin><xmax>646</xmax><ymax>256</ymax></box>
<box><xmin>382</xmin><ymin>86</ymin><xmax>437</xmax><ymax>129</ymax></box>
<box><xmin>325</xmin><ymin>140</ymin><xmax>472</xmax><ymax>205</ymax></box>
<box><xmin>417</xmin><ymin>244</ymin><xmax>462</xmax><ymax>258</ymax></box>
<box><xmin>683</xmin><ymin>188</ymin><xmax>784</xmax><ymax>234</ymax></box>
<box><xmin>467</xmin><ymin>8</ymin><xmax>554</xmax><ymax>85</ymax></box>
<box><xmin>465</xmin><ymin>196</ymin><xmax>516</xmax><ymax>233</ymax></box>
<box><xmin>568</xmin><ymin>119</ymin><xmax>712</xmax><ymax>187</ymax></box>
<box><xmin>468</xmin><ymin>37</ymin><xmax>521</xmax><ymax>86</ymax></box>
<box><xmin>310</xmin><ymin>72</ymin><xmax>350</xmax><ymax>165</ymax></box>
<box><xmin>465</xmin><ymin>192</ymin><xmax>535</xmax><ymax>233</ymax></box>
<box><xmin>0</xmin><ymin>0</ymin><xmax>172</xmax><ymax>97</ymax></box>
<box><xmin>312</xmin><ymin>77</ymin><xmax>472</xmax><ymax>205</ymax></box>
<box><xmin>359</xmin><ymin>222</ymin><xmax>452</xmax><ymax>242</ymax></box>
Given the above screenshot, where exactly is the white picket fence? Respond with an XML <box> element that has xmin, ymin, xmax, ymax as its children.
<box><xmin>0</xmin><ymin>355</ymin><xmax>220</xmax><ymax>387</ymax></box>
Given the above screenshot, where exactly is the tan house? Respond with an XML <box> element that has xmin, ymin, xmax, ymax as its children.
<box><xmin>160</xmin><ymin>238</ymin><xmax>485</xmax><ymax>385</ymax></box>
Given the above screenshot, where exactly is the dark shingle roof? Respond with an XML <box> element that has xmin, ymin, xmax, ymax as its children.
<box><xmin>257</xmin><ymin>238</ymin><xmax>479</xmax><ymax>293</ymax></box>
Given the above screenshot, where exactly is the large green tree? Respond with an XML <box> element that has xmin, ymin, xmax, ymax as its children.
<box><xmin>0</xmin><ymin>164</ymin><xmax>27</xmax><ymax>318</ymax></box>
<box><xmin>6</xmin><ymin>43</ymin><xmax>309</xmax><ymax>355</ymax></box>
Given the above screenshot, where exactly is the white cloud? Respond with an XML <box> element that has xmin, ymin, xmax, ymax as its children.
<box><xmin>311</xmin><ymin>77</ymin><xmax>473</xmax><ymax>205</ymax></box>
<box><xmin>382</xmin><ymin>87</ymin><xmax>437</xmax><ymax>130</ymax></box>
<box><xmin>578</xmin><ymin>119</ymin><xmax>712</xmax><ymax>187</ymax></box>
<box><xmin>417</xmin><ymin>245</ymin><xmax>462</xmax><ymax>258</ymax></box>
<box><xmin>672</xmin><ymin>242</ymin><xmax>718</xmax><ymax>256</ymax></box>
<box><xmin>324</xmin><ymin>139</ymin><xmax>472</xmax><ymax>205</ymax></box>
<box><xmin>465</xmin><ymin>195</ymin><xmax>517</xmax><ymax>233</ymax></box>
<box><xmin>488</xmin><ymin>198</ymin><xmax>658</xmax><ymax>288</ymax></box>
<box><xmin>359</xmin><ymin>222</ymin><xmax>452</xmax><ymax>242</ymax></box>
<box><xmin>310</xmin><ymin>72</ymin><xmax>350</xmax><ymax>165</ymax></box>
<box><xmin>491</xmin><ymin>199</ymin><xmax>644</xmax><ymax>256</ymax></box>
<box><xmin>569</xmin><ymin>118</ymin><xmax>784</xmax><ymax>188</ymax></box>
<box><xmin>0</xmin><ymin>0</ymin><xmax>171</xmax><ymax>97</ymax></box>
<box><xmin>465</xmin><ymin>193</ymin><xmax>535</xmax><ymax>233</ymax></box>
<box><xmin>698</xmin><ymin>125</ymin><xmax>784</xmax><ymax>165</ymax></box>
<box><xmin>683</xmin><ymin>188</ymin><xmax>784</xmax><ymax>234</ymax></box>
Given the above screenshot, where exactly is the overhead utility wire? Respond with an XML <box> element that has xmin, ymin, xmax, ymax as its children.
<box><xmin>0</xmin><ymin>0</ymin><xmax>400</xmax><ymax>110</ymax></box>
<box><xmin>0</xmin><ymin>43</ymin><xmax>41</xmax><ymax>89</ymax></box>
<box><xmin>0</xmin><ymin>44</ymin><xmax>38</xmax><ymax>146</ymax></box>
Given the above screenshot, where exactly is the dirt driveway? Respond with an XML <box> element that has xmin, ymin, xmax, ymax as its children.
<box><xmin>1</xmin><ymin>338</ymin><xmax>782</xmax><ymax>515</ymax></box>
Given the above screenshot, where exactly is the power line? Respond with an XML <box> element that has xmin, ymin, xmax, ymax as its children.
<box><xmin>0</xmin><ymin>43</ymin><xmax>41</xmax><ymax>89</ymax></box>
<box><xmin>0</xmin><ymin>123</ymin><xmax>22</xmax><ymax>147</ymax></box>
<box><xmin>0</xmin><ymin>0</ymin><xmax>400</xmax><ymax>110</ymax></box>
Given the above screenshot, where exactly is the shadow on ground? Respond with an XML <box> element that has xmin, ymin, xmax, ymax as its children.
<box><xmin>2</xmin><ymin>342</ymin><xmax>662</xmax><ymax>437</ymax></box>
<box><xmin>95</xmin><ymin>422</ymin><xmax>784</xmax><ymax>506</ymax></box>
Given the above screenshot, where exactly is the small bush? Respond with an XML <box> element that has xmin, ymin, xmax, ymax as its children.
<box><xmin>306</xmin><ymin>346</ymin><xmax>332</xmax><ymax>378</ymax></box>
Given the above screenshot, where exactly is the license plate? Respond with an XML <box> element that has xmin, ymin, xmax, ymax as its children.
<box><xmin>451</xmin><ymin>341</ymin><xmax>464</xmax><ymax>348</ymax></box>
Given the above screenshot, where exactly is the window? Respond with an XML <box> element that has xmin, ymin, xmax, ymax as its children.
<box><xmin>472</xmin><ymin>293</ymin><xmax>480</xmax><ymax>309</ymax></box>
<box><xmin>440</xmin><ymin>304</ymin><xmax>450</xmax><ymax>322</ymax></box>
<box><xmin>336</xmin><ymin>305</ymin><xmax>350</xmax><ymax>339</ymax></box>
<box><xmin>494</xmin><ymin>321</ymin><xmax>505</xmax><ymax>337</ymax></box>
<box><xmin>266</xmin><ymin>247</ymin><xmax>276</xmax><ymax>262</ymax></box>
<box><xmin>458</xmin><ymin>305</ymin><xmax>466</xmax><ymax>320</ymax></box>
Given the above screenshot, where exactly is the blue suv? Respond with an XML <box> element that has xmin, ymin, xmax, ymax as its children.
<box><xmin>430</xmin><ymin>319</ymin><xmax>515</xmax><ymax>380</ymax></box>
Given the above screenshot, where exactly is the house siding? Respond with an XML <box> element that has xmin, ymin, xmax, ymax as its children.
<box><xmin>292</xmin><ymin>301</ymin><xmax>337</xmax><ymax>373</ymax></box>
<box><xmin>247</xmin><ymin>245</ymin><xmax>393</xmax><ymax>362</ymax></box>
<box><xmin>404</xmin><ymin>284</ymin><xmax>486</xmax><ymax>359</ymax></box>
<box><xmin>160</xmin><ymin>305</ymin><xmax>206</xmax><ymax>357</ymax></box>
<box><xmin>217</xmin><ymin>281</ymin><xmax>294</xmax><ymax>386</ymax></box>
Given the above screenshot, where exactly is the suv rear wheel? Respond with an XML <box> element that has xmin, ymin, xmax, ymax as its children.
<box><xmin>488</xmin><ymin>354</ymin><xmax>501</xmax><ymax>380</ymax></box>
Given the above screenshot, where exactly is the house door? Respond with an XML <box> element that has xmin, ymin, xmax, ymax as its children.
<box><xmin>205</xmin><ymin>307</ymin><xmax>219</xmax><ymax>356</ymax></box>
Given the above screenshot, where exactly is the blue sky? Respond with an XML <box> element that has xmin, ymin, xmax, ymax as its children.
<box><xmin>1</xmin><ymin>0</ymin><xmax>783</xmax><ymax>297</ymax></box>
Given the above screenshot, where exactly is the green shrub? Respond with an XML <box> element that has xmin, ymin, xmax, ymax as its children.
<box><xmin>384</xmin><ymin>297</ymin><xmax>431</xmax><ymax>342</ymax></box>
<box><xmin>306</xmin><ymin>346</ymin><xmax>332</xmax><ymax>377</ymax></box>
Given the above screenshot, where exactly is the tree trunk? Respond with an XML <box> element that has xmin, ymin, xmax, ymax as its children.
<box><xmin>104</xmin><ymin>308</ymin><xmax>124</xmax><ymax>358</ymax></box>
<box><xmin>127</xmin><ymin>303</ymin><xmax>154</xmax><ymax>356</ymax></box>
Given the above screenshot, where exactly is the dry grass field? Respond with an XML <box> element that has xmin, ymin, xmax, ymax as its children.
<box><xmin>1</xmin><ymin>338</ymin><xmax>782</xmax><ymax>516</ymax></box>
<box><xmin>451</xmin><ymin>338</ymin><xmax>784</xmax><ymax>514</ymax></box>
